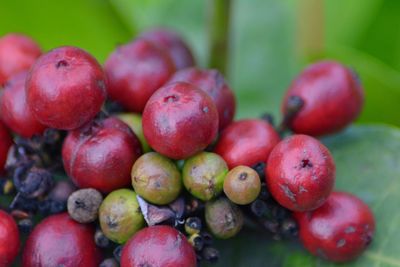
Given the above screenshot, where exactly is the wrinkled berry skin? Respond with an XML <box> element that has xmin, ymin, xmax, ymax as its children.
<box><xmin>62</xmin><ymin>117</ymin><xmax>142</xmax><ymax>193</ymax></box>
<box><xmin>266</xmin><ymin>134</ymin><xmax>335</xmax><ymax>211</ymax></box>
<box><xmin>0</xmin><ymin>210</ymin><xmax>20</xmax><ymax>267</ymax></box>
<box><xmin>0</xmin><ymin>33</ymin><xmax>41</xmax><ymax>86</ymax></box>
<box><xmin>26</xmin><ymin>46</ymin><xmax>107</xmax><ymax>130</ymax></box>
<box><xmin>140</xmin><ymin>28</ymin><xmax>195</xmax><ymax>70</ymax></box>
<box><xmin>0</xmin><ymin>121</ymin><xmax>12</xmax><ymax>173</ymax></box>
<box><xmin>168</xmin><ymin>68</ymin><xmax>236</xmax><ymax>130</ymax></box>
<box><xmin>283</xmin><ymin>61</ymin><xmax>364</xmax><ymax>136</ymax></box>
<box><xmin>121</xmin><ymin>225</ymin><xmax>197</xmax><ymax>267</ymax></box>
<box><xmin>105</xmin><ymin>39</ymin><xmax>175</xmax><ymax>113</ymax></box>
<box><xmin>215</xmin><ymin>119</ymin><xmax>280</xmax><ymax>169</ymax></box>
<box><xmin>1</xmin><ymin>71</ymin><xmax>46</xmax><ymax>138</ymax></box>
<box><xmin>294</xmin><ymin>192</ymin><xmax>375</xmax><ymax>262</ymax></box>
<box><xmin>22</xmin><ymin>213</ymin><xmax>101</xmax><ymax>267</ymax></box>
<box><xmin>143</xmin><ymin>82</ymin><xmax>218</xmax><ymax>159</ymax></box>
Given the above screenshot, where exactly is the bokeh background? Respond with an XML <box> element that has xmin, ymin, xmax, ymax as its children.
<box><xmin>2</xmin><ymin>0</ymin><xmax>400</xmax><ymax>266</ymax></box>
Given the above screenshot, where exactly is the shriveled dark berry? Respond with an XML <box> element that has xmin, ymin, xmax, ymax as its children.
<box><xmin>13</xmin><ymin>166</ymin><xmax>54</xmax><ymax>199</ymax></box>
<box><xmin>94</xmin><ymin>228</ymin><xmax>112</xmax><ymax>248</ymax></box>
<box><xmin>67</xmin><ymin>188</ymin><xmax>103</xmax><ymax>223</ymax></box>
<box><xmin>188</xmin><ymin>233</ymin><xmax>204</xmax><ymax>251</ymax></box>
<box><xmin>113</xmin><ymin>245</ymin><xmax>123</xmax><ymax>263</ymax></box>
<box><xmin>100</xmin><ymin>258</ymin><xmax>119</xmax><ymax>267</ymax></box>
<box><xmin>202</xmin><ymin>246</ymin><xmax>220</xmax><ymax>263</ymax></box>
<box><xmin>18</xmin><ymin>218</ymin><xmax>33</xmax><ymax>233</ymax></box>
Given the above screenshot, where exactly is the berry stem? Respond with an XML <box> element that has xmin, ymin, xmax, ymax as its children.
<box><xmin>207</xmin><ymin>0</ymin><xmax>231</xmax><ymax>75</ymax></box>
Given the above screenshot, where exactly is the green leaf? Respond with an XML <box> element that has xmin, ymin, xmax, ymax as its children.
<box><xmin>204</xmin><ymin>125</ymin><xmax>400</xmax><ymax>267</ymax></box>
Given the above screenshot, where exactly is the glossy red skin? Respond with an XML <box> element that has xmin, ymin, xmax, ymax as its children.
<box><xmin>105</xmin><ymin>39</ymin><xmax>175</xmax><ymax>113</ymax></box>
<box><xmin>168</xmin><ymin>68</ymin><xmax>236</xmax><ymax>130</ymax></box>
<box><xmin>266</xmin><ymin>134</ymin><xmax>335</xmax><ymax>211</ymax></box>
<box><xmin>63</xmin><ymin>117</ymin><xmax>142</xmax><ymax>193</ymax></box>
<box><xmin>215</xmin><ymin>119</ymin><xmax>280</xmax><ymax>169</ymax></box>
<box><xmin>282</xmin><ymin>61</ymin><xmax>364</xmax><ymax>136</ymax></box>
<box><xmin>23</xmin><ymin>213</ymin><xmax>101</xmax><ymax>267</ymax></box>
<box><xmin>0</xmin><ymin>210</ymin><xmax>20</xmax><ymax>267</ymax></box>
<box><xmin>121</xmin><ymin>225</ymin><xmax>197</xmax><ymax>267</ymax></box>
<box><xmin>0</xmin><ymin>71</ymin><xmax>46</xmax><ymax>138</ymax></box>
<box><xmin>0</xmin><ymin>33</ymin><xmax>41</xmax><ymax>86</ymax></box>
<box><xmin>26</xmin><ymin>46</ymin><xmax>107</xmax><ymax>130</ymax></box>
<box><xmin>140</xmin><ymin>28</ymin><xmax>195</xmax><ymax>70</ymax></box>
<box><xmin>0</xmin><ymin>121</ymin><xmax>12</xmax><ymax>174</ymax></box>
<box><xmin>143</xmin><ymin>82</ymin><xmax>218</xmax><ymax>159</ymax></box>
<box><xmin>294</xmin><ymin>192</ymin><xmax>375</xmax><ymax>262</ymax></box>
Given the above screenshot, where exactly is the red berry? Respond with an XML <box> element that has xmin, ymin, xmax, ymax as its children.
<box><xmin>168</xmin><ymin>68</ymin><xmax>236</xmax><ymax>130</ymax></box>
<box><xmin>121</xmin><ymin>225</ymin><xmax>197</xmax><ymax>267</ymax></box>
<box><xmin>266</xmin><ymin>134</ymin><xmax>335</xmax><ymax>211</ymax></box>
<box><xmin>215</xmin><ymin>119</ymin><xmax>280</xmax><ymax>169</ymax></box>
<box><xmin>105</xmin><ymin>39</ymin><xmax>175</xmax><ymax>113</ymax></box>
<box><xmin>62</xmin><ymin>117</ymin><xmax>142</xmax><ymax>193</ymax></box>
<box><xmin>140</xmin><ymin>28</ymin><xmax>195</xmax><ymax>70</ymax></box>
<box><xmin>22</xmin><ymin>213</ymin><xmax>101</xmax><ymax>267</ymax></box>
<box><xmin>0</xmin><ymin>33</ymin><xmax>41</xmax><ymax>86</ymax></box>
<box><xmin>0</xmin><ymin>121</ymin><xmax>12</xmax><ymax>174</ymax></box>
<box><xmin>0</xmin><ymin>210</ymin><xmax>20</xmax><ymax>267</ymax></box>
<box><xmin>143</xmin><ymin>82</ymin><xmax>218</xmax><ymax>159</ymax></box>
<box><xmin>283</xmin><ymin>61</ymin><xmax>364</xmax><ymax>136</ymax></box>
<box><xmin>294</xmin><ymin>191</ymin><xmax>375</xmax><ymax>262</ymax></box>
<box><xmin>1</xmin><ymin>71</ymin><xmax>46</xmax><ymax>138</ymax></box>
<box><xmin>26</xmin><ymin>46</ymin><xmax>107</xmax><ymax>130</ymax></box>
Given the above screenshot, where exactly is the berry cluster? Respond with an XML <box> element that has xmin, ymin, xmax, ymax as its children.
<box><xmin>0</xmin><ymin>30</ymin><xmax>374</xmax><ymax>267</ymax></box>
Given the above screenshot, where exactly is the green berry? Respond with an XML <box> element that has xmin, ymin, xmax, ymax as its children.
<box><xmin>183</xmin><ymin>152</ymin><xmax>228</xmax><ymax>201</ymax></box>
<box><xmin>223</xmin><ymin>166</ymin><xmax>261</xmax><ymax>205</ymax></box>
<box><xmin>117</xmin><ymin>113</ymin><xmax>151</xmax><ymax>152</ymax></box>
<box><xmin>205</xmin><ymin>197</ymin><xmax>244</xmax><ymax>239</ymax></box>
<box><xmin>99</xmin><ymin>189</ymin><xmax>145</xmax><ymax>244</ymax></box>
<box><xmin>131</xmin><ymin>152</ymin><xmax>182</xmax><ymax>205</ymax></box>
<box><xmin>184</xmin><ymin>217</ymin><xmax>202</xmax><ymax>235</ymax></box>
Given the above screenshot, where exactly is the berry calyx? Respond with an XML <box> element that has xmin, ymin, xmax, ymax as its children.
<box><xmin>294</xmin><ymin>191</ymin><xmax>375</xmax><ymax>262</ymax></box>
<box><xmin>0</xmin><ymin>71</ymin><xmax>46</xmax><ymax>138</ymax></box>
<box><xmin>168</xmin><ymin>68</ymin><xmax>236</xmax><ymax>130</ymax></box>
<box><xmin>215</xmin><ymin>119</ymin><xmax>280</xmax><ymax>168</ymax></box>
<box><xmin>282</xmin><ymin>61</ymin><xmax>364</xmax><ymax>136</ymax></box>
<box><xmin>140</xmin><ymin>28</ymin><xmax>196</xmax><ymax>70</ymax></box>
<box><xmin>0</xmin><ymin>33</ymin><xmax>41</xmax><ymax>86</ymax></box>
<box><xmin>0</xmin><ymin>121</ymin><xmax>12</xmax><ymax>174</ymax></box>
<box><xmin>22</xmin><ymin>213</ymin><xmax>101</xmax><ymax>267</ymax></box>
<box><xmin>0</xmin><ymin>210</ymin><xmax>20</xmax><ymax>266</ymax></box>
<box><xmin>182</xmin><ymin>152</ymin><xmax>228</xmax><ymax>201</ymax></box>
<box><xmin>99</xmin><ymin>189</ymin><xmax>145</xmax><ymax>244</ymax></box>
<box><xmin>266</xmin><ymin>134</ymin><xmax>335</xmax><ymax>211</ymax></box>
<box><xmin>105</xmin><ymin>39</ymin><xmax>175</xmax><ymax>113</ymax></box>
<box><xmin>223</xmin><ymin>165</ymin><xmax>261</xmax><ymax>205</ymax></box>
<box><xmin>121</xmin><ymin>225</ymin><xmax>197</xmax><ymax>267</ymax></box>
<box><xmin>62</xmin><ymin>117</ymin><xmax>142</xmax><ymax>193</ymax></box>
<box><xmin>143</xmin><ymin>82</ymin><xmax>218</xmax><ymax>159</ymax></box>
<box><xmin>131</xmin><ymin>152</ymin><xmax>182</xmax><ymax>205</ymax></box>
<box><xmin>26</xmin><ymin>46</ymin><xmax>107</xmax><ymax>130</ymax></box>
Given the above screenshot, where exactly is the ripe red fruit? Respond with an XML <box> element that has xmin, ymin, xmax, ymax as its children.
<box><xmin>168</xmin><ymin>68</ymin><xmax>236</xmax><ymax>130</ymax></box>
<box><xmin>0</xmin><ymin>71</ymin><xmax>46</xmax><ymax>138</ymax></box>
<box><xmin>0</xmin><ymin>121</ymin><xmax>12</xmax><ymax>174</ymax></box>
<box><xmin>215</xmin><ymin>119</ymin><xmax>280</xmax><ymax>169</ymax></box>
<box><xmin>105</xmin><ymin>39</ymin><xmax>175</xmax><ymax>113</ymax></box>
<box><xmin>294</xmin><ymin>191</ymin><xmax>375</xmax><ymax>262</ymax></box>
<box><xmin>121</xmin><ymin>225</ymin><xmax>197</xmax><ymax>267</ymax></box>
<box><xmin>63</xmin><ymin>117</ymin><xmax>142</xmax><ymax>193</ymax></box>
<box><xmin>22</xmin><ymin>213</ymin><xmax>101</xmax><ymax>267</ymax></box>
<box><xmin>143</xmin><ymin>82</ymin><xmax>218</xmax><ymax>159</ymax></box>
<box><xmin>266</xmin><ymin>134</ymin><xmax>335</xmax><ymax>211</ymax></box>
<box><xmin>140</xmin><ymin>28</ymin><xmax>195</xmax><ymax>70</ymax></box>
<box><xmin>0</xmin><ymin>210</ymin><xmax>20</xmax><ymax>267</ymax></box>
<box><xmin>0</xmin><ymin>33</ymin><xmax>41</xmax><ymax>86</ymax></box>
<box><xmin>282</xmin><ymin>61</ymin><xmax>364</xmax><ymax>136</ymax></box>
<box><xmin>26</xmin><ymin>46</ymin><xmax>107</xmax><ymax>130</ymax></box>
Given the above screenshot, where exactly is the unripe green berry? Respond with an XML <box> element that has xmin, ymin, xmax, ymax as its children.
<box><xmin>205</xmin><ymin>197</ymin><xmax>244</xmax><ymax>239</ymax></box>
<box><xmin>131</xmin><ymin>152</ymin><xmax>182</xmax><ymax>205</ymax></box>
<box><xmin>183</xmin><ymin>152</ymin><xmax>228</xmax><ymax>201</ymax></box>
<box><xmin>117</xmin><ymin>113</ymin><xmax>151</xmax><ymax>152</ymax></box>
<box><xmin>223</xmin><ymin>166</ymin><xmax>261</xmax><ymax>205</ymax></box>
<box><xmin>99</xmin><ymin>189</ymin><xmax>145</xmax><ymax>244</ymax></box>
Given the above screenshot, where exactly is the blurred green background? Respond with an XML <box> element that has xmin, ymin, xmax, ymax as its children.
<box><xmin>2</xmin><ymin>0</ymin><xmax>400</xmax><ymax>266</ymax></box>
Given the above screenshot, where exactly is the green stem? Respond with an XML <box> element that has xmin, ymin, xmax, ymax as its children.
<box><xmin>208</xmin><ymin>0</ymin><xmax>231</xmax><ymax>76</ymax></box>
